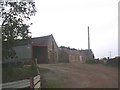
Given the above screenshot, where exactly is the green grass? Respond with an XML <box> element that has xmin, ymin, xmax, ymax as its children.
<box><xmin>46</xmin><ymin>80</ymin><xmax>60</xmax><ymax>88</ymax></box>
<box><xmin>38</xmin><ymin>68</ymin><xmax>60</xmax><ymax>88</ymax></box>
<box><xmin>2</xmin><ymin>64</ymin><xmax>38</xmax><ymax>83</ymax></box>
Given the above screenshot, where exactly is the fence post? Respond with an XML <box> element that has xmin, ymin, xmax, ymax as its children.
<box><xmin>35</xmin><ymin>58</ymin><xmax>40</xmax><ymax>74</ymax></box>
<box><xmin>29</xmin><ymin>77</ymin><xmax>34</xmax><ymax>90</ymax></box>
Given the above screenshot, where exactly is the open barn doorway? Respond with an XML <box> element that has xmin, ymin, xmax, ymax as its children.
<box><xmin>32</xmin><ymin>45</ymin><xmax>48</xmax><ymax>64</ymax></box>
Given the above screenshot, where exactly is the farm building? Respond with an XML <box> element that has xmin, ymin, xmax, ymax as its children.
<box><xmin>79</xmin><ymin>49</ymin><xmax>95</xmax><ymax>63</ymax></box>
<box><xmin>58</xmin><ymin>47</ymin><xmax>69</xmax><ymax>63</ymax></box>
<box><xmin>3</xmin><ymin>34</ymin><xmax>95</xmax><ymax>65</ymax></box>
<box><xmin>58</xmin><ymin>46</ymin><xmax>94</xmax><ymax>63</ymax></box>
<box><xmin>3</xmin><ymin>34</ymin><xmax>59</xmax><ymax>64</ymax></box>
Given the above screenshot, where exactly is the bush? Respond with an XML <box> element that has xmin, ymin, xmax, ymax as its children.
<box><xmin>99</xmin><ymin>60</ymin><xmax>104</xmax><ymax>64</ymax></box>
<box><xmin>85</xmin><ymin>60</ymin><xmax>99</xmax><ymax>64</ymax></box>
<box><xmin>105</xmin><ymin>59</ymin><xmax>118</xmax><ymax>68</ymax></box>
<box><xmin>2</xmin><ymin>61</ymin><xmax>24</xmax><ymax>68</ymax></box>
<box><xmin>2</xmin><ymin>65</ymin><xmax>38</xmax><ymax>83</ymax></box>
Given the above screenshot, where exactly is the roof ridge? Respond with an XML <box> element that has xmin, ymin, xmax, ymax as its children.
<box><xmin>32</xmin><ymin>34</ymin><xmax>52</xmax><ymax>39</ymax></box>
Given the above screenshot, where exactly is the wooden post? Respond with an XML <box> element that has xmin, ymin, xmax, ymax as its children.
<box><xmin>35</xmin><ymin>58</ymin><xmax>40</xmax><ymax>74</ymax></box>
<box><xmin>35</xmin><ymin>58</ymin><xmax>37</xmax><ymax>65</ymax></box>
<box><xmin>29</xmin><ymin>77</ymin><xmax>34</xmax><ymax>90</ymax></box>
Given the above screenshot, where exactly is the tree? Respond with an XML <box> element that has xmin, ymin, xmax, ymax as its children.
<box><xmin>0</xmin><ymin>1</ymin><xmax>37</xmax><ymax>60</ymax></box>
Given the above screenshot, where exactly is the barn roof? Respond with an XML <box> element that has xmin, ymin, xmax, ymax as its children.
<box><xmin>14</xmin><ymin>34</ymin><xmax>53</xmax><ymax>46</ymax></box>
<box><xmin>31</xmin><ymin>35</ymin><xmax>51</xmax><ymax>45</ymax></box>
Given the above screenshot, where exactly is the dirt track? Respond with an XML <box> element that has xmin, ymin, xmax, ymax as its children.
<box><xmin>38</xmin><ymin>63</ymin><xmax>118</xmax><ymax>88</ymax></box>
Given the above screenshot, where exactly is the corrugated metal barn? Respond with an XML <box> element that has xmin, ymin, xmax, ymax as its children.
<box><xmin>11</xmin><ymin>34</ymin><xmax>59</xmax><ymax>64</ymax></box>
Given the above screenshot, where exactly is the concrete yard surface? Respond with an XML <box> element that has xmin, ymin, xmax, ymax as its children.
<box><xmin>38</xmin><ymin>63</ymin><xmax>118</xmax><ymax>88</ymax></box>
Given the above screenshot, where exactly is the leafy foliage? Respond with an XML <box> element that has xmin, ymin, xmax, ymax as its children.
<box><xmin>0</xmin><ymin>2</ymin><xmax>37</xmax><ymax>60</ymax></box>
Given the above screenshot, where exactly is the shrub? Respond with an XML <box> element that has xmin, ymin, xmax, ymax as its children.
<box><xmin>85</xmin><ymin>60</ymin><xmax>99</xmax><ymax>64</ymax></box>
<box><xmin>2</xmin><ymin>65</ymin><xmax>38</xmax><ymax>83</ymax></box>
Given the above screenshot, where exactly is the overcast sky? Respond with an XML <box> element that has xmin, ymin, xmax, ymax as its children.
<box><xmin>29</xmin><ymin>0</ymin><xmax>119</xmax><ymax>59</ymax></box>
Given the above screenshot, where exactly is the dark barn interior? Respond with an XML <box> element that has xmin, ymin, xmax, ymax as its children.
<box><xmin>32</xmin><ymin>46</ymin><xmax>48</xmax><ymax>64</ymax></box>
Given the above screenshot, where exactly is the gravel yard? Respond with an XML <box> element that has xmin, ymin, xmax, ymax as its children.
<box><xmin>38</xmin><ymin>63</ymin><xmax>118</xmax><ymax>88</ymax></box>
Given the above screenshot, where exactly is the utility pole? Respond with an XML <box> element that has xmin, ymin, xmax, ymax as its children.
<box><xmin>88</xmin><ymin>26</ymin><xmax>90</xmax><ymax>50</ymax></box>
<box><xmin>109</xmin><ymin>51</ymin><xmax>111</xmax><ymax>58</ymax></box>
<box><xmin>88</xmin><ymin>26</ymin><xmax>91</xmax><ymax>60</ymax></box>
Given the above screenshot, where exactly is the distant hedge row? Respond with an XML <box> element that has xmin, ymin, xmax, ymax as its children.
<box><xmin>85</xmin><ymin>59</ymin><xmax>99</xmax><ymax>64</ymax></box>
<box><xmin>85</xmin><ymin>57</ymin><xmax>120</xmax><ymax>68</ymax></box>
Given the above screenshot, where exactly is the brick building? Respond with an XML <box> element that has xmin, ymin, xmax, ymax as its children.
<box><xmin>79</xmin><ymin>49</ymin><xmax>95</xmax><ymax>63</ymax></box>
<box><xmin>58</xmin><ymin>47</ymin><xmax>94</xmax><ymax>63</ymax></box>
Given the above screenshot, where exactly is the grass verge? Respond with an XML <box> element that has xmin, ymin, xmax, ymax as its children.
<box><xmin>45</xmin><ymin>80</ymin><xmax>60</xmax><ymax>88</ymax></box>
<box><xmin>2</xmin><ymin>64</ymin><xmax>38</xmax><ymax>83</ymax></box>
<box><xmin>38</xmin><ymin>67</ymin><xmax>61</xmax><ymax>88</ymax></box>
